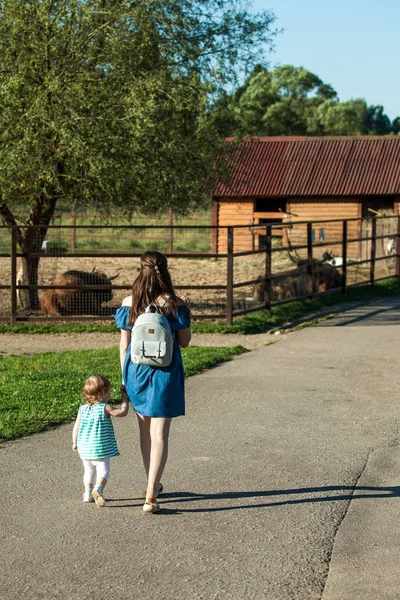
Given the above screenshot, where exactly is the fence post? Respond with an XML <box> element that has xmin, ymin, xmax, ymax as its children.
<box><xmin>342</xmin><ymin>220</ymin><xmax>348</xmax><ymax>293</ymax></box>
<box><xmin>71</xmin><ymin>204</ymin><xmax>76</xmax><ymax>251</ymax></box>
<box><xmin>11</xmin><ymin>227</ymin><xmax>17</xmax><ymax>326</ymax></box>
<box><xmin>226</xmin><ymin>227</ymin><xmax>234</xmax><ymax>326</ymax></box>
<box><xmin>396</xmin><ymin>215</ymin><xmax>400</xmax><ymax>278</ymax></box>
<box><xmin>211</xmin><ymin>202</ymin><xmax>218</xmax><ymax>254</ymax></box>
<box><xmin>264</xmin><ymin>225</ymin><xmax>272</xmax><ymax>313</ymax></box>
<box><xmin>307</xmin><ymin>221</ymin><xmax>313</xmax><ymax>299</ymax></box>
<box><xmin>168</xmin><ymin>207</ymin><xmax>173</xmax><ymax>253</ymax></box>
<box><xmin>370</xmin><ymin>217</ymin><xmax>377</xmax><ymax>284</ymax></box>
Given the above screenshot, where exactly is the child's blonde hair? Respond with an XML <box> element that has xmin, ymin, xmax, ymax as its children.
<box><xmin>83</xmin><ymin>375</ymin><xmax>111</xmax><ymax>404</ymax></box>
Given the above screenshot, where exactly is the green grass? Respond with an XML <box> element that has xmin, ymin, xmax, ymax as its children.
<box><xmin>0</xmin><ymin>345</ymin><xmax>247</xmax><ymax>442</ymax></box>
<box><xmin>0</xmin><ymin>209</ymin><xmax>213</xmax><ymax>253</ymax></box>
<box><xmin>1</xmin><ymin>277</ymin><xmax>399</xmax><ymax>336</ymax></box>
<box><xmin>290</xmin><ymin>313</ymin><xmax>338</xmax><ymax>331</ymax></box>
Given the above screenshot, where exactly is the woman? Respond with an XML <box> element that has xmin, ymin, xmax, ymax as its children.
<box><xmin>114</xmin><ymin>251</ymin><xmax>191</xmax><ymax>514</ymax></box>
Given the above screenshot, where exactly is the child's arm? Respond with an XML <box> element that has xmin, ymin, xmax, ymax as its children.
<box><xmin>105</xmin><ymin>389</ymin><xmax>130</xmax><ymax>418</ymax></box>
<box><xmin>72</xmin><ymin>412</ymin><xmax>81</xmax><ymax>451</ymax></box>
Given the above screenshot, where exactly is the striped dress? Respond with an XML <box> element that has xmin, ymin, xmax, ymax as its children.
<box><xmin>77</xmin><ymin>403</ymin><xmax>119</xmax><ymax>460</ymax></box>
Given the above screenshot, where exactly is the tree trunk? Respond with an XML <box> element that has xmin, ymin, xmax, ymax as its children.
<box><xmin>18</xmin><ymin>254</ymin><xmax>42</xmax><ymax>311</ymax></box>
<box><xmin>16</xmin><ymin>196</ymin><xmax>58</xmax><ymax>311</ymax></box>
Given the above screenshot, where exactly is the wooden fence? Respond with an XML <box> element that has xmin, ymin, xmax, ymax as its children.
<box><xmin>44</xmin><ymin>207</ymin><xmax>212</xmax><ymax>254</ymax></box>
<box><xmin>1</xmin><ymin>216</ymin><xmax>399</xmax><ymax>326</ymax></box>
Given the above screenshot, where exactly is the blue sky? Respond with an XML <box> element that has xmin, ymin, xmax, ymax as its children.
<box><xmin>251</xmin><ymin>0</ymin><xmax>399</xmax><ymax>120</ymax></box>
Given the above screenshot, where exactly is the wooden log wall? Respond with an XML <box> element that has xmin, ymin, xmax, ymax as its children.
<box><xmin>286</xmin><ymin>200</ymin><xmax>360</xmax><ymax>259</ymax></box>
<box><xmin>215</xmin><ymin>197</ymin><xmax>397</xmax><ymax>258</ymax></box>
<box><xmin>217</xmin><ymin>200</ymin><xmax>254</xmax><ymax>253</ymax></box>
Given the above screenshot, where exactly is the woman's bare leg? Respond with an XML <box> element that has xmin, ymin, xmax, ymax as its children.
<box><xmin>136</xmin><ymin>413</ymin><xmax>151</xmax><ymax>477</ymax></box>
<box><xmin>146</xmin><ymin>417</ymin><xmax>171</xmax><ymax>503</ymax></box>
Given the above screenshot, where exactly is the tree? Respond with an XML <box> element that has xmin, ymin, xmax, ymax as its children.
<box><xmin>211</xmin><ymin>63</ymin><xmax>397</xmax><ymax>139</ymax></box>
<box><xmin>212</xmin><ymin>65</ymin><xmax>338</xmax><ymax>136</ymax></box>
<box><xmin>315</xmin><ymin>99</ymin><xmax>369</xmax><ymax>135</ymax></box>
<box><xmin>0</xmin><ymin>0</ymin><xmax>277</xmax><ymax>309</ymax></box>
<box><xmin>392</xmin><ymin>117</ymin><xmax>400</xmax><ymax>135</ymax></box>
<box><xmin>365</xmin><ymin>105</ymin><xmax>392</xmax><ymax>135</ymax></box>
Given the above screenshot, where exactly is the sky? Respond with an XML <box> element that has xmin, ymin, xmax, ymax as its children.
<box><xmin>251</xmin><ymin>0</ymin><xmax>400</xmax><ymax>121</ymax></box>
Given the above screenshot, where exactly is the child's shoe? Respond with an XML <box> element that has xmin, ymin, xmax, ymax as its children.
<box><xmin>92</xmin><ymin>486</ymin><xmax>106</xmax><ymax>508</ymax></box>
<box><xmin>83</xmin><ymin>490</ymin><xmax>94</xmax><ymax>503</ymax></box>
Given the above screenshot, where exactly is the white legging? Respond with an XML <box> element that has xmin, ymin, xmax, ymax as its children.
<box><xmin>82</xmin><ymin>458</ymin><xmax>110</xmax><ymax>485</ymax></box>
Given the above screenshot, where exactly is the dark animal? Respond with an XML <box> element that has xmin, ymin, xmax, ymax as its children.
<box><xmin>40</xmin><ymin>269</ymin><xmax>119</xmax><ymax>316</ymax></box>
<box><xmin>253</xmin><ymin>252</ymin><xmax>342</xmax><ymax>303</ymax></box>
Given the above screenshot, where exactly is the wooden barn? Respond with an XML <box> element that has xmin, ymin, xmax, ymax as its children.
<box><xmin>212</xmin><ymin>136</ymin><xmax>400</xmax><ymax>257</ymax></box>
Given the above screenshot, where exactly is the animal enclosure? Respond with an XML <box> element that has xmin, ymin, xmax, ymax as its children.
<box><xmin>1</xmin><ymin>216</ymin><xmax>399</xmax><ymax>325</ymax></box>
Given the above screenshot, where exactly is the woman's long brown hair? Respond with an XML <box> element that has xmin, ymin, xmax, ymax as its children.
<box><xmin>128</xmin><ymin>251</ymin><xmax>179</xmax><ymax>325</ymax></box>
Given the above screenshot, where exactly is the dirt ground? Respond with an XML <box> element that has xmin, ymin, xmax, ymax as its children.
<box><xmin>0</xmin><ymin>250</ymin><xmax>395</xmax><ymax>320</ymax></box>
<box><xmin>1</xmin><ymin>254</ymin><xmax>273</xmax><ymax>318</ymax></box>
<box><xmin>0</xmin><ymin>329</ymin><xmax>277</xmax><ymax>357</ymax></box>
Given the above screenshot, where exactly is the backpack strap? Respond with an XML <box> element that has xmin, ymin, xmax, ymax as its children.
<box><xmin>145</xmin><ymin>303</ymin><xmax>159</xmax><ymax>313</ymax></box>
<box><xmin>156</xmin><ymin>294</ymin><xmax>175</xmax><ymax>338</ymax></box>
<box><xmin>158</xmin><ymin>294</ymin><xmax>171</xmax><ymax>308</ymax></box>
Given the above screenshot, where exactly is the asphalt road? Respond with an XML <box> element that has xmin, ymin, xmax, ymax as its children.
<box><xmin>2</xmin><ymin>296</ymin><xmax>400</xmax><ymax>600</ymax></box>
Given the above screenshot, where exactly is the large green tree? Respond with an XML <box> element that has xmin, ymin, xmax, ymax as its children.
<box><xmin>213</xmin><ymin>64</ymin><xmax>398</xmax><ymax>138</ymax></box>
<box><xmin>0</xmin><ymin>0</ymin><xmax>276</xmax><ymax>308</ymax></box>
<box><xmin>212</xmin><ymin>65</ymin><xmax>337</xmax><ymax>135</ymax></box>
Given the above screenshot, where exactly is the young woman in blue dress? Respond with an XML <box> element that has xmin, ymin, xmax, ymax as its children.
<box><xmin>114</xmin><ymin>251</ymin><xmax>191</xmax><ymax>514</ymax></box>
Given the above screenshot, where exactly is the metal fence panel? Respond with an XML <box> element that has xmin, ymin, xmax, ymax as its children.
<box><xmin>1</xmin><ymin>216</ymin><xmax>399</xmax><ymax>325</ymax></box>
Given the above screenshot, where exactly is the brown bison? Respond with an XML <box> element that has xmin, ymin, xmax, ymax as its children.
<box><xmin>253</xmin><ymin>253</ymin><xmax>343</xmax><ymax>303</ymax></box>
<box><xmin>40</xmin><ymin>270</ymin><xmax>118</xmax><ymax>316</ymax></box>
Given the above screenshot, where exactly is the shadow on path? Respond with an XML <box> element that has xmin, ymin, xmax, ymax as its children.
<box><xmin>320</xmin><ymin>302</ymin><xmax>400</xmax><ymax>327</ymax></box>
<box><xmin>106</xmin><ymin>484</ymin><xmax>400</xmax><ymax>513</ymax></box>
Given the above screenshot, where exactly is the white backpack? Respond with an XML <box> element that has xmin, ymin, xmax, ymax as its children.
<box><xmin>131</xmin><ymin>298</ymin><xmax>174</xmax><ymax>367</ymax></box>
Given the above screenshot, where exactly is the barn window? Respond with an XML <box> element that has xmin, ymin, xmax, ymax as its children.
<box><xmin>254</xmin><ymin>198</ymin><xmax>286</xmax><ymax>213</ymax></box>
<box><xmin>312</xmin><ymin>228</ymin><xmax>316</xmax><ymax>243</ymax></box>
<box><xmin>320</xmin><ymin>228</ymin><xmax>325</xmax><ymax>241</ymax></box>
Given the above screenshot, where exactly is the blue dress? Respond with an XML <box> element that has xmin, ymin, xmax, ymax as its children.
<box><xmin>114</xmin><ymin>305</ymin><xmax>190</xmax><ymax>418</ymax></box>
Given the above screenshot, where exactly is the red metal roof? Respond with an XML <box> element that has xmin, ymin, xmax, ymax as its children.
<box><xmin>214</xmin><ymin>137</ymin><xmax>400</xmax><ymax>198</ymax></box>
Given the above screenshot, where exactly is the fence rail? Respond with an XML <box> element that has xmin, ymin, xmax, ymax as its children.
<box><xmin>1</xmin><ymin>215</ymin><xmax>399</xmax><ymax>325</ymax></box>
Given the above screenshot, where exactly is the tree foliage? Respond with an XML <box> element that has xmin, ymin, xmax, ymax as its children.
<box><xmin>212</xmin><ymin>64</ymin><xmax>399</xmax><ymax>137</ymax></box>
<box><xmin>0</xmin><ymin>0</ymin><xmax>276</xmax><ymax>307</ymax></box>
<box><xmin>0</xmin><ymin>1</ymin><xmax>275</xmax><ymax>219</ymax></box>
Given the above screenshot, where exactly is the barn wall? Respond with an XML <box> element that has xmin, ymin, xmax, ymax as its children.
<box><xmin>215</xmin><ymin>197</ymin><xmax>395</xmax><ymax>258</ymax></box>
<box><xmin>217</xmin><ymin>199</ymin><xmax>254</xmax><ymax>253</ymax></box>
<box><xmin>286</xmin><ymin>199</ymin><xmax>361</xmax><ymax>259</ymax></box>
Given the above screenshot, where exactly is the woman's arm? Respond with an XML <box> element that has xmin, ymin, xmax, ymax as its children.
<box><xmin>72</xmin><ymin>412</ymin><xmax>81</xmax><ymax>451</ymax></box>
<box><xmin>175</xmin><ymin>328</ymin><xmax>191</xmax><ymax>348</ymax></box>
<box><xmin>175</xmin><ymin>296</ymin><xmax>191</xmax><ymax>348</ymax></box>
<box><xmin>119</xmin><ymin>328</ymin><xmax>131</xmax><ymax>383</ymax></box>
<box><xmin>119</xmin><ymin>296</ymin><xmax>132</xmax><ymax>382</ymax></box>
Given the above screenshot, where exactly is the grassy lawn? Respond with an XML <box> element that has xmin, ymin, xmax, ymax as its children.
<box><xmin>0</xmin><ymin>209</ymin><xmax>213</xmax><ymax>254</ymax></box>
<box><xmin>2</xmin><ymin>277</ymin><xmax>399</xmax><ymax>335</ymax></box>
<box><xmin>0</xmin><ymin>345</ymin><xmax>246</xmax><ymax>442</ymax></box>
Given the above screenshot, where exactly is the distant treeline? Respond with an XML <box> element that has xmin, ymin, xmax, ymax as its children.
<box><xmin>211</xmin><ymin>65</ymin><xmax>399</xmax><ymax>137</ymax></box>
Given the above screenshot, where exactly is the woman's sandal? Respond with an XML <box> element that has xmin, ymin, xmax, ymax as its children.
<box><xmin>143</xmin><ymin>501</ymin><xmax>160</xmax><ymax>514</ymax></box>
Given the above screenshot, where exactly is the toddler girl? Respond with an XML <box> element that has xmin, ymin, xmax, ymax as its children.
<box><xmin>72</xmin><ymin>375</ymin><xmax>129</xmax><ymax>507</ymax></box>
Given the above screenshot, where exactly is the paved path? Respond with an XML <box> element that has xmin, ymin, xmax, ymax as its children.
<box><xmin>1</xmin><ymin>296</ymin><xmax>400</xmax><ymax>599</ymax></box>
